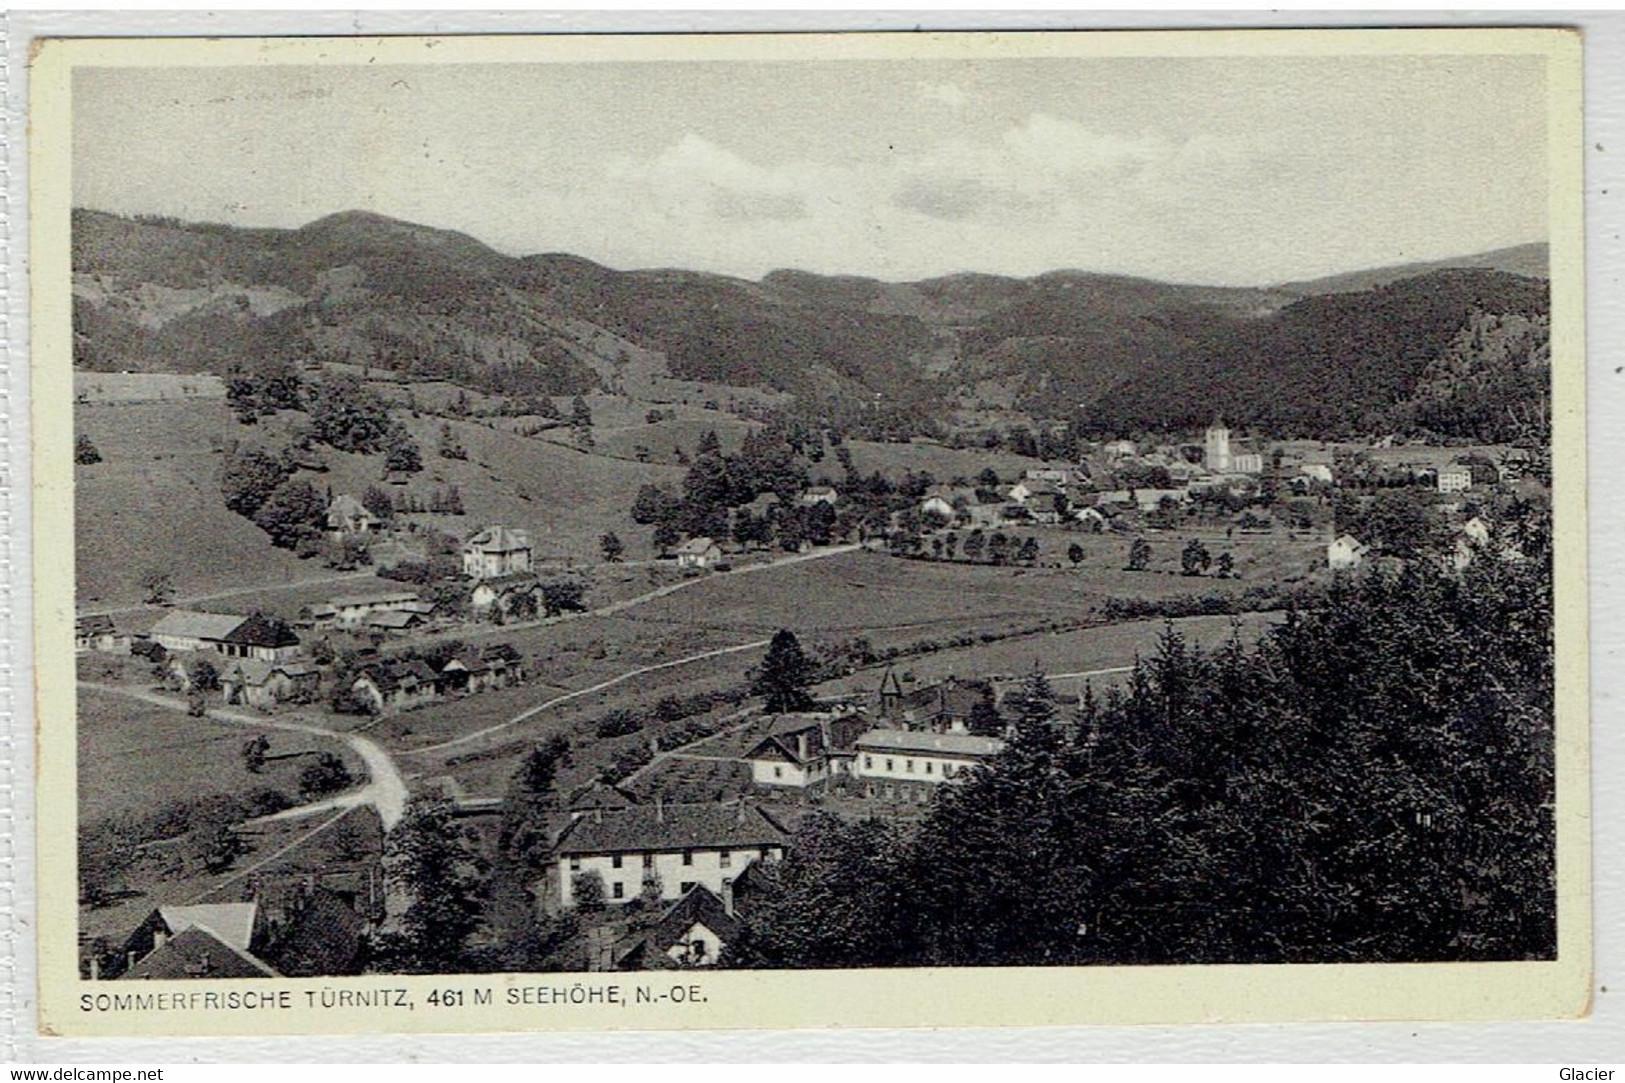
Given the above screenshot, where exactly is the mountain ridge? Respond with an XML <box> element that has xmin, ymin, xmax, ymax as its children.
<box><xmin>71</xmin><ymin>207</ymin><xmax>1551</xmax><ymax>438</ymax></box>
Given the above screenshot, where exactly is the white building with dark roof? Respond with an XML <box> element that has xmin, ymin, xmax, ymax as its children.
<box><xmin>554</xmin><ymin>802</ymin><xmax>787</xmax><ymax>908</ymax></box>
<box><xmin>463</xmin><ymin>525</ymin><xmax>534</xmax><ymax>579</ymax></box>
<box><xmin>852</xmin><ymin>729</ymin><xmax>1005</xmax><ymax>786</ymax></box>
<box><xmin>148</xmin><ymin>610</ymin><xmax>251</xmax><ymax>655</ymax></box>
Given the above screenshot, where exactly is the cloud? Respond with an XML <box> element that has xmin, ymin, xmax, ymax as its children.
<box><xmin>613</xmin><ymin>133</ymin><xmax>811</xmax><ymax>222</ymax></box>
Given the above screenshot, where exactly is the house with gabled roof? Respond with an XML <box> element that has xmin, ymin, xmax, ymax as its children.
<box><xmin>743</xmin><ymin>712</ymin><xmax>869</xmax><ymax>789</ymax></box>
<box><xmin>554</xmin><ymin>802</ymin><xmax>787</xmax><ymax>908</ymax></box>
<box><xmin>614</xmin><ymin>884</ymin><xmax>742</xmax><ymax>970</ymax></box>
<box><xmin>149</xmin><ymin>610</ymin><xmax>249</xmax><ymax>655</ymax></box>
<box><xmin>675</xmin><ymin>537</ymin><xmax>722</xmax><ymax>569</ymax></box>
<box><xmin>873</xmin><ymin>670</ymin><xmax>993</xmax><ymax>734</ymax></box>
<box><xmin>463</xmin><ymin>525</ymin><xmax>534</xmax><ymax>579</ymax></box>
<box><xmin>1327</xmin><ymin>533</ymin><xmax>1370</xmax><ymax>571</ymax></box>
<box><xmin>351</xmin><ymin>658</ymin><xmax>444</xmax><ymax>713</ymax></box>
<box><xmin>220</xmin><ymin>658</ymin><xmax>320</xmax><ymax>710</ymax></box>
<box><xmin>327</xmin><ymin>590</ymin><xmax>422</xmax><ymax>629</ymax></box>
<box><xmin>115</xmin><ymin>902</ymin><xmax>273</xmax><ymax>980</ymax></box>
<box><xmin>470</xmin><ymin>572</ymin><xmax>540</xmax><ymax>617</ymax></box>
<box><xmin>325</xmin><ymin>493</ymin><xmax>378</xmax><ymax>538</ymax></box>
<box><xmin>75</xmin><ymin>614</ymin><xmax>129</xmax><ymax>653</ymax></box>
<box><xmin>218</xmin><ymin>613</ymin><xmax>302</xmax><ymax>663</ymax></box>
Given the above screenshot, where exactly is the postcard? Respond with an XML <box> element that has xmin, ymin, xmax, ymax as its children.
<box><xmin>29</xmin><ymin>27</ymin><xmax>1588</xmax><ymax>1037</ymax></box>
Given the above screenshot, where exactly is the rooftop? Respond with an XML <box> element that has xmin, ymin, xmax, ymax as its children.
<box><xmin>854</xmin><ymin>729</ymin><xmax>1005</xmax><ymax>758</ymax></box>
<box><xmin>467</xmin><ymin>525</ymin><xmax>533</xmax><ymax>553</ymax></box>
<box><xmin>157</xmin><ymin>902</ymin><xmax>259</xmax><ymax>951</ymax></box>
<box><xmin>557</xmin><ymin>803</ymin><xmax>787</xmax><ymax>857</ymax></box>
<box><xmin>150</xmin><ymin>610</ymin><xmax>247</xmax><ymax>643</ymax></box>
<box><xmin>329</xmin><ymin>590</ymin><xmax>420</xmax><ymax>609</ymax></box>
<box><xmin>123</xmin><ymin>925</ymin><xmax>279</xmax><ymax>980</ymax></box>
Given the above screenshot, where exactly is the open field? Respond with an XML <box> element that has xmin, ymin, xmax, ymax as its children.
<box><xmin>75</xmin><ymin>371</ymin><xmax>225</xmax><ymax>404</ymax></box>
<box><xmin>622</xmin><ymin>543</ymin><xmax>1319</xmax><ymax>647</ymax></box>
<box><xmin>74</xmin><ymin>393</ymin><xmax>688</xmax><ymax>606</ymax></box>
<box><xmin>78</xmin><ymin>687</ymin><xmax>360</xmax><ymax>826</ymax></box>
<box><xmin>817</xmin><ymin>611</ymin><xmax>1283</xmax><ymax>700</ymax></box>
<box><xmin>812</xmin><ymin>438</ymin><xmax>1047</xmax><ymax>486</ymax></box>
<box><xmin>75</xmin><ymin>401</ymin><xmax>327</xmax><ymax>607</ymax></box>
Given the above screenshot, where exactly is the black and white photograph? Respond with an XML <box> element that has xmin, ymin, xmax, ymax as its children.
<box><xmin>33</xmin><ymin>27</ymin><xmax>1589</xmax><ymax>1034</ymax></box>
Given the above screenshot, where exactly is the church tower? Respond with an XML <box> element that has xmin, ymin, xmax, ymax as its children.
<box><xmin>1205</xmin><ymin>418</ymin><xmax>1231</xmax><ymax>473</ymax></box>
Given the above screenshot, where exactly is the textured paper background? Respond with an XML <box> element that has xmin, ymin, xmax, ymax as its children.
<box><xmin>5</xmin><ymin>9</ymin><xmax>1622</xmax><ymax>1062</ymax></box>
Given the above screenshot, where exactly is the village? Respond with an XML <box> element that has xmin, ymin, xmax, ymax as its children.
<box><xmin>74</xmin><ymin>398</ymin><xmax>1539</xmax><ymax>979</ymax></box>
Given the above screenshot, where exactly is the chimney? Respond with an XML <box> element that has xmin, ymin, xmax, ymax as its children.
<box><xmin>736</xmin><ymin>800</ymin><xmax>748</xmax><ymax>824</ymax></box>
<box><xmin>88</xmin><ymin>955</ymin><xmax>100</xmax><ymax>981</ymax></box>
<box><xmin>593</xmin><ymin>807</ymin><xmax>602</xmax><ymax>824</ymax></box>
<box><xmin>127</xmin><ymin>951</ymin><xmax>138</xmax><ymax>972</ymax></box>
<box><xmin>721</xmin><ymin>877</ymin><xmax>735</xmax><ymax>918</ymax></box>
<box><xmin>655</xmin><ymin>796</ymin><xmax>664</xmax><ymax>823</ymax></box>
<box><xmin>152</xmin><ymin>930</ymin><xmax>168</xmax><ymax>950</ymax></box>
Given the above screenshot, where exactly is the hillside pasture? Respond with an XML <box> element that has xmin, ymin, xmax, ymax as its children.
<box><xmin>77</xmin><ymin>687</ymin><xmax>359</xmax><ymax>826</ymax></box>
<box><xmin>816</xmin><ymin>611</ymin><xmax>1283</xmax><ymax>700</ymax></box>
<box><xmin>75</xmin><ymin>400</ymin><xmax>326</xmax><ymax>607</ymax></box>
<box><xmin>812</xmin><ymin>438</ymin><xmax>1046</xmax><ymax>486</ymax></box>
<box><xmin>621</xmin><ymin>544</ymin><xmax>1313</xmax><ymax>650</ymax></box>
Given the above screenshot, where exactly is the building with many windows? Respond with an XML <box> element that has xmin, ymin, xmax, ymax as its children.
<box><xmin>554</xmin><ymin>802</ymin><xmax>788</xmax><ymax>908</ymax></box>
<box><xmin>852</xmin><ymin>729</ymin><xmax>1005</xmax><ymax>790</ymax></box>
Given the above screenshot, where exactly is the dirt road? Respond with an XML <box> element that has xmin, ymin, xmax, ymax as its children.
<box><xmin>79</xmin><ymin>682</ymin><xmax>408</xmax><ymax>829</ymax></box>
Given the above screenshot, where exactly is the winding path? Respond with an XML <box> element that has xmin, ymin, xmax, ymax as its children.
<box><xmin>78</xmin><ymin>682</ymin><xmax>408</xmax><ymax>830</ymax></box>
<box><xmin>403</xmin><ymin>637</ymin><xmax>773</xmax><ymax>758</ymax></box>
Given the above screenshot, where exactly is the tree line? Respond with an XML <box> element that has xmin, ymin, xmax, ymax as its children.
<box><xmin>725</xmin><ymin>513</ymin><xmax>1555</xmax><ymax>968</ymax></box>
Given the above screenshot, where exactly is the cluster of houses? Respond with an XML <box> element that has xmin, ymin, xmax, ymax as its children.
<box><xmin>537</xmin><ymin>665</ymin><xmax>1016</xmax><ymax>969</ymax></box>
<box><xmin>1328</xmin><ymin>514</ymin><xmax>1526</xmax><ymax>573</ymax></box>
<box><xmin>95</xmin><ymin>870</ymin><xmax>380</xmax><ymax>981</ymax></box>
<box><xmin>349</xmin><ymin>643</ymin><xmax>525</xmax><ymax>713</ymax></box>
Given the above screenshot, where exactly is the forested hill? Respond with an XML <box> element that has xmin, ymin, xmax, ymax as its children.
<box><xmin>1079</xmin><ymin>269</ymin><xmax>1551</xmax><ymax>441</ymax></box>
<box><xmin>72</xmin><ymin>208</ymin><xmax>1549</xmax><ymax>442</ymax></box>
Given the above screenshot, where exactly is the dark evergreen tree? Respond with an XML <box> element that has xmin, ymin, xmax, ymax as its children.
<box><xmin>753</xmin><ymin>630</ymin><xmax>816</xmax><ymax>713</ymax></box>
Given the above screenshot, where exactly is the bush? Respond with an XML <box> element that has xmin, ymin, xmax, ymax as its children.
<box><xmin>593</xmin><ymin>709</ymin><xmax>643</xmax><ymax>739</ymax></box>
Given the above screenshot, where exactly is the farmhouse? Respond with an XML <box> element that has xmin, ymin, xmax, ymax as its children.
<box><xmin>1025</xmin><ymin>493</ymin><xmax>1065</xmax><ymax>525</ymax></box>
<box><xmin>470</xmin><ymin>573</ymin><xmax>540</xmax><ymax>616</ymax></box>
<box><xmin>440</xmin><ymin>644</ymin><xmax>525</xmax><ymax>694</ymax></box>
<box><xmin>327</xmin><ymin>591</ymin><xmax>423</xmax><ymax>629</ymax></box>
<box><xmin>874</xmin><ymin>670</ymin><xmax>992</xmax><ymax>733</ymax></box>
<box><xmin>366</xmin><ymin>609</ymin><xmax>426</xmax><ymax>635</ymax></box>
<box><xmin>853</xmin><ymin>730</ymin><xmax>1006</xmax><ymax>792</ymax></box>
<box><xmin>352</xmin><ymin>659</ymin><xmax>444</xmax><ymax>713</ymax></box>
<box><xmin>217</xmin><ymin>613</ymin><xmax>302</xmax><ymax>663</ymax></box>
<box><xmin>325</xmin><ymin>494</ymin><xmax>378</xmax><ymax>538</ymax></box>
<box><xmin>75</xmin><ymin>614</ymin><xmax>129</xmax><ymax>653</ymax></box>
<box><xmin>614</xmin><ymin>885</ymin><xmax>742</xmax><ymax>970</ymax></box>
<box><xmin>675</xmin><ymin>537</ymin><xmax>723</xmax><ymax>569</ymax></box>
<box><xmin>149</xmin><ymin>610</ymin><xmax>251</xmax><ymax>655</ymax></box>
<box><xmin>463</xmin><ymin>525</ymin><xmax>534</xmax><ymax>579</ymax></box>
<box><xmin>1327</xmin><ymin>533</ymin><xmax>1370</xmax><ymax>570</ymax></box>
<box><xmin>114</xmin><ymin>902</ymin><xmax>273</xmax><ymax>980</ymax></box>
<box><xmin>800</xmin><ymin>485</ymin><xmax>839</xmax><ymax>507</ymax></box>
<box><xmin>1103</xmin><ymin>439</ymin><xmax>1137</xmax><ymax>459</ymax></box>
<box><xmin>220</xmin><ymin>658</ymin><xmax>319</xmax><ymax>710</ymax></box>
<box><xmin>744</xmin><ymin>712</ymin><xmax>869</xmax><ymax>788</ymax></box>
<box><xmin>1007</xmin><ymin>479</ymin><xmax>1057</xmax><ymax>506</ymax></box>
<box><xmin>554</xmin><ymin>802</ymin><xmax>788</xmax><ymax>908</ymax></box>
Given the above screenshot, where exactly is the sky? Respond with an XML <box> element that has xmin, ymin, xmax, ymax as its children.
<box><xmin>71</xmin><ymin>53</ymin><xmax>1548</xmax><ymax>286</ymax></box>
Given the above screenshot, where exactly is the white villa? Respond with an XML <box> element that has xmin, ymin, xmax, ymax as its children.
<box><xmin>463</xmin><ymin>525</ymin><xmax>534</xmax><ymax>579</ymax></box>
